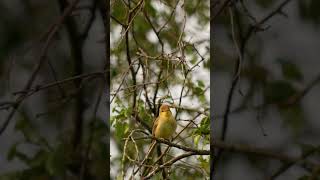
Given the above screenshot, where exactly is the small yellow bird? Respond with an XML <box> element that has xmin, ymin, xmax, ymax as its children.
<box><xmin>138</xmin><ymin>104</ymin><xmax>177</xmax><ymax>175</ymax></box>
<box><xmin>153</xmin><ymin>104</ymin><xmax>177</xmax><ymax>139</ymax></box>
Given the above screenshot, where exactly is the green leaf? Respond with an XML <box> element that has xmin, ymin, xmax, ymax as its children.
<box><xmin>111</xmin><ymin>0</ymin><xmax>127</xmax><ymax>23</ymax></box>
<box><xmin>185</xmin><ymin>1</ymin><xmax>198</xmax><ymax>15</ymax></box>
<box><xmin>194</xmin><ymin>87</ymin><xmax>203</xmax><ymax>95</ymax></box>
<box><xmin>197</xmin><ymin>80</ymin><xmax>205</xmax><ymax>88</ymax></box>
<box><xmin>116</xmin><ymin>174</ymin><xmax>123</xmax><ymax>180</ymax></box>
<box><xmin>145</xmin><ymin>1</ymin><xmax>156</xmax><ymax>18</ymax></box>
<box><xmin>115</xmin><ymin>122</ymin><xmax>129</xmax><ymax>139</ymax></box>
<box><xmin>190</xmin><ymin>55</ymin><xmax>198</xmax><ymax>65</ymax></box>
<box><xmin>194</xmin><ymin>134</ymin><xmax>201</xmax><ymax>147</ymax></box>
<box><xmin>194</xmin><ymin>117</ymin><xmax>210</xmax><ymax>135</ymax></box>
<box><xmin>199</xmin><ymin>94</ymin><xmax>206</xmax><ymax>103</ymax></box>
<box><xmin>198</xmin><ymin>156</ymin><xmax>209</xmax><ymax>170</ymax></box>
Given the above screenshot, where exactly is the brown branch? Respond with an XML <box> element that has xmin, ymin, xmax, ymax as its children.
<box><xmin>214</xmin><ymin>72</ymin><xmax>320</xmax><ymax>119</ymax></box>
<box><xmin>130</xmin><ymin>133</ymin><xmax>209</xmax><ymax>178</ymax></box>
<box><xmin>132</xmin><ymin>112</ymin><xmax>152</xmax><ymax>134</ymax></box>
<box><xmin>213</xmin><ymin>140</ymin><xmax>319</xmax><ymax>168</ymax></box>
<box><xmin>110</xmin><ymin>15</ymin><xmax>126</xmax><ymax>27</ymax></box>
<box><xmin>128</xmin><ymin>11</ymin><xmax>155</xmax><ymax>114</ymax></box>
<box><xmin>13</xmin><ymin>71</ymin><xmax>105</xmax><ymax>97</ymax></box>
<box><xmin>0</xmin><ymin>0</ymin><xmax>81</xmax><ymax>136</ymax></box>
<box><xmin>47</xmin><ymin>58</ymin><xmax>66</xmax><ymax>98</ymax></box>
<box><xmin>110</xmin><ymin>70</ymin><xmax>172</xmax><ymax>96</ymax></box>
<box><xmin>110</xmin><ymin>58</ymin><xmax>138</xmax><ymax>103</ymax></box>
<box><xmin>116</xmin><ymin>0</ymin><xmax>144</xmax><ymax>46</ymax></box>
<box><xmin>175</xmin><ymin>75</ymin><xmax>187</xmax><ymax>119</ymax></box>
<box><xmin>283</xmin><ymin>73</ymin><xmax>320</xmax><ymax>106</ymax></box>
<box><xmin>80</xmin><ymin>0</ymin><xmax>98</xmax><ymax>39</ymax></box>
<box><xmin>157</xmin><ymin>0</ymin><xmax>180</xmax><ymax>34</ymax></box>
<box><xmin>152</xmin><ymin>113</ymin><xmax>202</xmax><ymax>166</ymax></box>
<box><xmin>126</xmin><ymin>0</ymin><xmax>137</xmax><ymax>110</ymax></box>
<box><xmin>214</xmin><ymin>0</ymin><xmax>294</xmax><ymax>169</ymax></box>
<box><xmin>80</xmin><ymin>80</ymin><xmax>105</xmax><ymax>180</ymax></box>
<box><xmin>270</xmin><ymin>145</ymin><xmax>320</xmax><ymax>179</ymax></box>
<box><xmin>242</xmin><ymin>0</ymin><xmax>293</xmax><ymax>49</ymax></box>
<box><xmin>171</xmin><ymin>104</ymin><xmax>209</xmax><ymax>116</ymax></box>
<box><xmin>142</xmin><ymin>10</ymin><xmax>164</xmax><ymax>53</ymax></box>
<box><xmin>211</xmin><ymin>0</ymin><xmax>233</xmax><ymax>24</ymax></box>
<box><xmin>149</xmin><ymin>136</ymin><xmax>209</xmax><ymax>155</ymax></box>
<box><xmin>153</xmin><ymin>68</ymin><xmax>163</xmax><ymax>115</ymax></box>
<box><xmin>143</xmin><ymin>151</ymin><xmax>197</xmax><ymax>179</ymax></box>
<box><xmin>58</xmin><ymin>0</ymin><xmax>85</xmax><ymax>150</ymax></box>
<box><xmin>140</xmin><ymin>59</ymin><xmax>155</xmax><ymax>115</ymax></box>
<box><xmin>98</xmin><ymin>0</ymin><xmax>110</xmax><ymax>179</ymax></box>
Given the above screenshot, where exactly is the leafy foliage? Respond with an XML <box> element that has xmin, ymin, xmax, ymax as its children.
<box><xmin>111</xmin><ymin>0</ymin><xmax>209</xmax><ymax>179</ymax></box>
<box><xmin>213</xmin><ymin>0</ymin><xmax>320</xmax><ymax>179</ymax></box>
<box><xmin>0</xmin><ymin>1</ymin><xmax>107</xmax><ymax>180</ymax></box>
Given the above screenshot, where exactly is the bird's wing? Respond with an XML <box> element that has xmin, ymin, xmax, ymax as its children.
<box><xmin>152</xmin><ymin>117</ymin><xmax>159</xmax><ymax>136</ymax></box>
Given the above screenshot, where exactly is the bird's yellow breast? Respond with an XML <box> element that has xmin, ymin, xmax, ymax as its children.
<box><xmin>154</xmin><ymin>111</ymin><xmax>177</xmax><ymax>139</ymax></box>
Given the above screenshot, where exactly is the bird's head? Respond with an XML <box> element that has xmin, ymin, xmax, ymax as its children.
<box><xmin>159</xmin><ymin>104</ymin><xmax>173</xmax><ymax>116</ymax></box>
<box><xmin>160</xmin><ymin>104</ymin><xmax>172</xmax><ymax>112</ymax></box>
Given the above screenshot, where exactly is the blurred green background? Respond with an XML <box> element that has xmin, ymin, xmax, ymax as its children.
<box><xmin>213</xmin><ymin>0</ymin><xmax>320</xmax><ymax>179</ymax></box>
<box><xmin>0</xmin><ymin>0</ymin><xmax>107</xmax><ymax>179</ymax></box>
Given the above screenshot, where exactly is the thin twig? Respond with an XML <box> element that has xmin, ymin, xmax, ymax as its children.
<box><xmin>0</xmin><ymin>0</ymin><xmax>81</xmax><ymax>135</ymax></box>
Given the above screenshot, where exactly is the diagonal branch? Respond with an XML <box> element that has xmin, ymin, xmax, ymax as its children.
<box><xmin>214</xmin><ymin>0</ymin><xmax>294</xmax><ymax>170</ymax></box>
<box><xmin>213</xmin><ymin>140</ymin><xmax>319</xmax><ymax>168</ymax></box>
<box><xmin>0</xmin><ymin>0</ymin><xmax>81</xmax><ymax>136</ymax></box>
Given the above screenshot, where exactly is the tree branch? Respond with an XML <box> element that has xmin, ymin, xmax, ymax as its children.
<box><xmin>213</xmin><ymin>140</ymin><xmax>319</xmax><ymax>168</ymax></box>
<box><xmin>0</xmin><ymin>0</ymin><xmax>81</xmax><ymax>136</ymax></box>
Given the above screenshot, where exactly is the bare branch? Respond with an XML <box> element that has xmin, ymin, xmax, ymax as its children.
<box><xmin>0</xmin><ymin>0</ymin><xmax>81</xmax><ymax>135</ymax></box>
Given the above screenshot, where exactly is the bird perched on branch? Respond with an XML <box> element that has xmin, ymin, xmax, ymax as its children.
<box><xmin>153</xmin><ymin>104</ymin><xmax>177</xmax><ymax>139</ymax></box>
<box><xmin>138</xmin><ymin>104</ymin><xmax>177</xmax><ymax>177</ymax></box>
